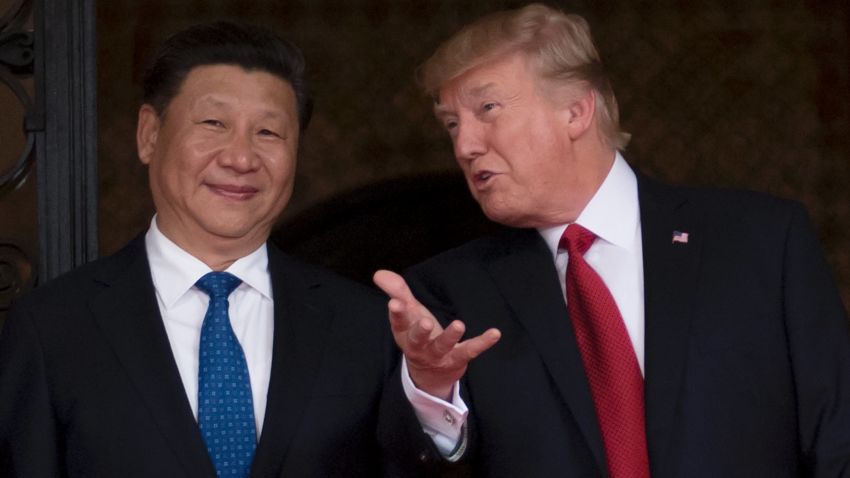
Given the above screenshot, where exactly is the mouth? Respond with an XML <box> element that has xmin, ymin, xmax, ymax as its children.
<box><xmin>206</xmin><ymin>183</ymin><xmax>259</xmax><ymax>200</ymax></box>
<box><xmin>471</xmin><ymin>170</ymin><xmax>497</xmax><ymax>189</ymax></box>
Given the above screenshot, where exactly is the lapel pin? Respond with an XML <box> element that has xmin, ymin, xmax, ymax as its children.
<box><xmin>672</xmin><ymin>230</ymin><xmax>689</xmax><ymax>244</ymax></box>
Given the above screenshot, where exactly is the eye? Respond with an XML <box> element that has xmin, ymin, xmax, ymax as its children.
<box><xmin>482</xmin><ymin>102</ymin><xmax>498</xmax><ymax>113</ymax></box>
<box><xmin>444</xmin><ymin>120</ymin><xmax>458</xmax><ymax>131</ymax></box>
<box><xmin>258</xmin><ymin>128</ymin><xmax>283</xmax><ymax>138</ymax></box>
<box><xmin>200</xmin><ymin>119</ymin><xmax>224</xmax><ymax>127</ymax></box>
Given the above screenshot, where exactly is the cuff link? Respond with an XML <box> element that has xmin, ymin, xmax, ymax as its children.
<box><xmin>443</xmin><ymin>409</ymin><xmax>456</xmax><ymax>426</ymax></box>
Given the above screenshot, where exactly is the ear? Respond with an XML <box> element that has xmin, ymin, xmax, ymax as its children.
<box><xmin>564</xmin><ymin>89</ymin><xmax>596</xmax><ymax>140</ymax></box>
<box><xmin>137</xmin><ymin>104</ymin><xmax>160</xmax><ymax>165</ymax></box>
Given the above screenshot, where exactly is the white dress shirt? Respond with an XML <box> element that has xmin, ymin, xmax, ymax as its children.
<box><xmin>537</xmin><ymin>152</ymin><xmax>645</xmax><ymax>374</ymax></box>
<box><xmin>410</xmin><ymin>152</ymin><xmax>646</xmax><ymax>456</ymax></box>
<box><xmin>402</xmin><ymin>358</ymin><xmax>469</xmax><ymax>457</ymax></box>
<box><xmin>145</xmin><ymin>217</ymin><xmax>274</xmax><ymax>437</ymax></box>
<box><xmin>146</xmin><ymin>216</ymin><xmax>463</xmax><ymax>444</ymax></box>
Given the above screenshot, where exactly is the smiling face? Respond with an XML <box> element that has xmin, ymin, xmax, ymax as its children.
<box><xmin>137</xmin><ymin>64</ymin><xmax>299</xmax><ymax>267</ymax></box>
<box><xmin>435</xmin><ymin>52</ymin><xmax>610</xmax><ymax>228</ymax></box>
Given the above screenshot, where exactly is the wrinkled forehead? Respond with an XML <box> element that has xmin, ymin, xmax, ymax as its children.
<box><xmin>432</xmin><ymin>52</ymin><xmax>536</xmax><ymax>113</ymax></box>
<box><xmin>433</xmin><ymin>82</ymin><xmax>497</xmax><ymax>119</ymax></box>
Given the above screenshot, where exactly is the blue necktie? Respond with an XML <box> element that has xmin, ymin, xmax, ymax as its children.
<box><xmin>196</xmin><ymin>272</ymin><xmax>257</xmax><ymax>478</ymax></box>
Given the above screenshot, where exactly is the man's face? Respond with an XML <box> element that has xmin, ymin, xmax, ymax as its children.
<box><xmin>436</xmin><ymin>53</ymin><xmax>587</xmax><ymax>228</ymax></box>
<box><xmin>138</xmin><ymin>64</ymin><xmax>299</xmax><ymax>255</ymax></box>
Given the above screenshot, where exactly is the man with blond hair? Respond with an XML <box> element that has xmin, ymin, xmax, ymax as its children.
<box><xmin>374</xmin><ymin>3</ymin><xmax>850</xmax><ymax>477</ymax></box>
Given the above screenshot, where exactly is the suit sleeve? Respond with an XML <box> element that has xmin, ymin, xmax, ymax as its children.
<box><xmin>378</xmin><ymin>362</ymin><xmax>474</xmax><ymax>478</ymax></box>
<box><xmin>782</xmin><ymin>204</ymin><xmax>850</xmax><ymax>477</ymax></box>
<box><xmin>379</xmin><ymin>272</ymin><xmax>474</xmax><ymax>478</ymax></box>
<box><xmin>0</xmin><ymin>304</ymin><xmax>62</xmax><ymax>478</ymax></box>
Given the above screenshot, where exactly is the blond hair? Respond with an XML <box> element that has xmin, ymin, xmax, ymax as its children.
<box><xmin>418</xmin><ymin>3</ymin><xmax>630</xmax><ymax>150</ymax></box>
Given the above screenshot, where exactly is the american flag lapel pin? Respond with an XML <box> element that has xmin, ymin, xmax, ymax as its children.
<box><xmin>672</xmin><ymin>230</ymin><xmax>689</xmax><ymax>244</ymax></box>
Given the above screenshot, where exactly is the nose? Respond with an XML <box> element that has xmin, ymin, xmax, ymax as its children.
<box><xmin>453</xmin><ymin>120</ymin><xmax>487</xmax><ymax>163</ymax></box>
<box><xmin>219</xmin><ymin>129</ymin><xmax>259</xmax><ymax>173</ymax></box>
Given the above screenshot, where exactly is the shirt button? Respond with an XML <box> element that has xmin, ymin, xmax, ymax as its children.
<box><xmin>443</xmin><ymin>409</ymin><xmax>456</xmax><ymax>425</ymax></box>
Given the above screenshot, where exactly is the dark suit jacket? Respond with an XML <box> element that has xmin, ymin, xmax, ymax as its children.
<box><xmin>0</xmin><ymin>237</ymin><xmax>431</xmax><ymax>477</ymax></box>
<box><xmin>404</xmin><ymin>174</ymin><xmax>850</xmax><ymax>477</ymax></box>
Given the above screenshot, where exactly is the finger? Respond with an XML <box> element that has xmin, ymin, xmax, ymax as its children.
<box><xmin>429</xmin><ymin>320</ymin><xmax>466</xmax><ymax>356</ymax></box>
<box><xmin>375</xmin><ymin>269</ymin><xmax>443</xmax><ymax>326</ymax></box>
<box><xmin>386</xmin><ymin>298</ymin><xmax>414</xmax><ymax>332</ymax></box>
<box><xmin>372</xmin><ymin>270</ymin><xmax>417</xmax><ymax>304</ymax></box>
<box><xmin>386</xmin><ymin>294</ymin><xmax>443</xmax><ymax>335</ymax></box>
<box><xmin>407</xmin><ymin>317</ymin><xmax>436</xmax><ymax>346</ymax></box>
<box><xmin>451</xmin><ymin>328</ymin><xmax>502</xmax><ymax>362</ymax></box>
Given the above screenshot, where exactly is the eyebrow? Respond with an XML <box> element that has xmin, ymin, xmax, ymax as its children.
<box><xmin>257</xmin><ymin>110</ymin><xmax>287</xmax><ymax>121</ymax></box>
<box><xmin>196</xmin><ymin>96</ymin><xmax>290</xmax><ymax>122</ymax></box>
<box><xmin>197</xmin><ymin>96</ymin><xmax>232</xmax><ymax>110</ymax></box>
<box><xmin>434</xmin><ymin>104</ymin><xmax>455</xmax><ymax>119</ymax></box>
<box><xmin>434</xmin><ymin>82</ymin><xmax>499</xmax><ymax>118</ymax></box>
<box><xmin>466</xmin><ymin>82</ymin><xmax>498</xmax><ymax>98</ymax></box>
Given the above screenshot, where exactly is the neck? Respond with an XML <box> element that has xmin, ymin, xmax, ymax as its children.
<box><xmin>541</xmin><ymin>146</ymin><xmax>616</xmax><ymax>228</ymax></box>
<box><xmin>154</xmin><ymin>218</ymin><xmax>266</xmax><ymax>271</ymax></box>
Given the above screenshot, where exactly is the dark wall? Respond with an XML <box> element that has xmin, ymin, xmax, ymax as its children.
<box><xmin>97</xmin><ymin>0</ymin><xmax>850</xmax><ymax>306</ymax></box>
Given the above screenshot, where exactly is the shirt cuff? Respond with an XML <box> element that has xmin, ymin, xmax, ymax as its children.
<box><xmin>401</xmin><ymin>357</ymin><xmax>468</xmax><ymax>457</ymax></box>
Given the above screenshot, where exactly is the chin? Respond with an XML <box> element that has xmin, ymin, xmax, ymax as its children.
<box><xmin>481</xmin><ymin>206</ymin><xmax>523</xmax><ymax>228</ymax></box>
<box><xmin>482</xmin><ymin>200</ymin><xmax>547</xmax><ymax>229</ymax></box>
<box><xmin>200</xmin><ymin>217</ymin><xmax>261</xmax><ymax>240</ymax></box>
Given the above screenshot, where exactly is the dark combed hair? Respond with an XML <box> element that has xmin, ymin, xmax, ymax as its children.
<box><xmin>142</xmin><ymin>21</ymin><xmax>313</xmax><ymax>130</ymax></box>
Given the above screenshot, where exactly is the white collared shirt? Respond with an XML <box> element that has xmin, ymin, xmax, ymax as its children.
<box><xmin>146</xmin><ymin>217</ymin><xmax>458</xmax><ymax>444</ymax></box>
<box><xmin>405</xmin><ymin>153</ymin><xmax>645</xmax><ymax>457</ymax></box>
<box><xmin>145</xmin><ymin>217</ymin><xmax>274</xmax><ymax>436</ymax></box>
<box><xmin>537</xmin><ymin>152</ymin><xmax>645</xmax><ymax>373</ymax></box>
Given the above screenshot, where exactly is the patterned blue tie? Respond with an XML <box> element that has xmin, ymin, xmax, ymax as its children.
<box><xmin>196</xmin><ymin>272</ymin><xmax>257</xmax><ymax>478</ymax></box>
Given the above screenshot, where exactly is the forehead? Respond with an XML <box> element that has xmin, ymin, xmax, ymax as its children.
<box><xmin>175</xmin><ymin>64</ymin><xmax>295</xmax><ymax>107</ymax></box>
<box><xmin>435</xmin><ymin>53</ymin><xmax>537</xmax><ymax>110</ymax></box>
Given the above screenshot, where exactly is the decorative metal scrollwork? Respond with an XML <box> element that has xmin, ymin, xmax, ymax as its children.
<box><xmin>0</xmin><ymin>241</ymin><xmax>34</xmax><ymax>312</ymax></box>
<box><xmin>0</xmin><ymin>0</ymin><xmax>36</xmax><ymax>196</ymax></box>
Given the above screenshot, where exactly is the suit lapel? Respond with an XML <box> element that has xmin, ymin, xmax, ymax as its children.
<box><xmin>251</xmin><ymin>247</ymin><xmax>332</xmax><ymax>476</ymax></box>
<box><xmin>637</xmin><ymin>174</ymin><xmax>701</xmax><ymax>476</ymax></box>
<box><xmin>485</xmin><ymin>229</ymin><xmax>609</xmax><ymax>476</ymax></box>
<box><xmin>88</xmin><ymin>238</ymin><xmax>215</xmax><ymax>477</ymax></box>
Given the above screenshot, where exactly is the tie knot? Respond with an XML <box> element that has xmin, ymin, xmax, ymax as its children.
<box><xmin>195</xmin><ymin>271</ymin><xmax>242</xmax><ymax>299</ymax></box>
<box><xmin>559</xmin><ymin>223</ymin><xmax>596</xmax><ymax>256</ymax></box>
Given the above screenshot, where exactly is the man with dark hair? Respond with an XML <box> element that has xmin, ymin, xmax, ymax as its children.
<box><xmin>375</xmin><ymin>3</ymin><xmax>850</xmax><ymax>477</ymax></box>
<box><xmin>0</xmin><ymin>22</ymin><xmax>436</xmax><ymax>478</ymax></box>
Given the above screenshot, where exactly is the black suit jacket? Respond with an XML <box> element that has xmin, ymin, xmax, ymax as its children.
<box><xmin>0</xmin><ymin>237</ymin><xmax>430</xmax><ymax>477</ymax></box>
<box><xmin>404</xmin><ymin>174</ymin><xmax>850</xmax><ymax>477</ymax></box>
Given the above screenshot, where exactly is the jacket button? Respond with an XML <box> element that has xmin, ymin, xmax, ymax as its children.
<box><xmin>419</xmin><ymin>451</ymin><xmax>429</xmax><ymax>462</ymax></box>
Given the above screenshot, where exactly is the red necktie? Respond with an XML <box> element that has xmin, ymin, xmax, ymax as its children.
<box><xmin>560</xmin><ymin>224</ymin><xmax>650</xmax><ymax>478</ymax></box>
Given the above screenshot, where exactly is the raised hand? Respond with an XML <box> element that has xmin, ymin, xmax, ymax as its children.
<box><xmin>373</xmin><ymin>270</ymin><xmax>501</xmax><ymax>400</ymax></box>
